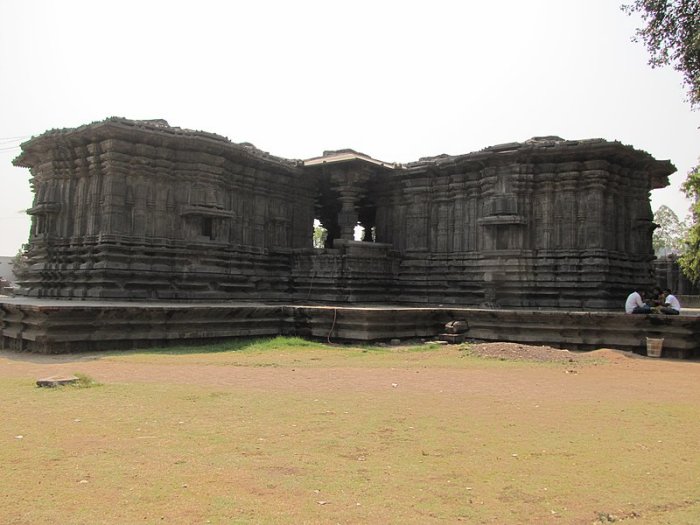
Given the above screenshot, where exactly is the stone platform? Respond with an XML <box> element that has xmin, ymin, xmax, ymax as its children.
<box><xmin>1</xmin><ymin>298</ymin><xmax>699</xmax><ymax>358</ymax></box>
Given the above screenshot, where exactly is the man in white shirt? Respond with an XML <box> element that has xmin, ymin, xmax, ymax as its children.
<box><xmin>660</xmin><ymin>288</ymin><xmax>681</xmax><ymax>315</ymax></box>
<box><xmin>625</xmin><ymin>290</ymin><xmax>651</xmax><ymax>314</ymax></box>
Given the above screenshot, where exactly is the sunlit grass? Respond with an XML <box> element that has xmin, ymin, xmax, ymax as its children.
<box><xmin>97</xmin><ymin>336</ymin><xmax>541</xmax><ymax>370</ymax></box>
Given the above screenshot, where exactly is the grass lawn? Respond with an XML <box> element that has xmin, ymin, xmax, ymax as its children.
<box><xmin>1</xmin><ymin>337</ymin><xmax>699</xmax><ymax>524</ymax></box>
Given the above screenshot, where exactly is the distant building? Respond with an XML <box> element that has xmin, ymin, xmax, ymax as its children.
<box><xmin>12</xmin><ymin>118</ymin><xmax>675</xmax><ymax>309</ymax></box>
<box><xmin>654</xmin><ymin>255</ymin><xmax>699</xmax><ymax>295</ymax></box>
<box><xmin>0</xmin><ymin>256</ymin><xmax>15</xmax><ymax>294</ymax></box>
<box><xmin>0</xmin><ymin>256</ymin><xmax>14</xmax><ymax>285</ymax></box>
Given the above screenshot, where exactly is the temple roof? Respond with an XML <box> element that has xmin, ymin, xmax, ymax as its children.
<box><xmin>13</xmin><ymin>118</ymin><xmax>675</xmax><ymax>190</ymax></box>
<box><xmin>303</xmin><ymin>149</ymin><xmax>399</xmax><ymax>170</ymax></box>
<box><xmin>407</xmin><ymin>136</ymin><xmax>675</xmax><ymax>190</ymax></box>
<box><xmin>12</xmin><ymin>117</ymin><xmax>299</xmax><ymax>171</ymax></box>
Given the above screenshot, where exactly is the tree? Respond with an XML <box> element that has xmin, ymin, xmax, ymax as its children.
<box><xmin>622</xmin><ymin>1</ymin><xmax>700</xmax><ymax>107</ymax></box>
<box><xmin>313</xmin><ymin>223</ymin><xmax>327</xmax><ymax>249</ymax></box>
<box><xmin>623</xmin><ymin>2</ymin><xmax>700</xmax><ymax>280</ymax></box>
<box><xmin>11</xmin><ymin>246</ymin><xmax>28</xmax><ymax>282</ymax></box>
<box><xmin>679</xmin><ymin>164</ymin><xmax>700</xmax><ymax>281</ymax></box>
<box><xmin>653</xmin><ymin>204</ymin><xmax>688</xmax><ymax>254</ymax></box>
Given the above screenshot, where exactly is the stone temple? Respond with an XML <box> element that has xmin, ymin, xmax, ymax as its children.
<box><xmin>13</xmin><ymin>117</ymin><xmax>674</xmax><ymax>309</ymax></box>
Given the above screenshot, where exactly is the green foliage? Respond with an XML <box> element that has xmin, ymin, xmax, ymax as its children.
<box><xmin>313</xmin><ymin>223</ymin><xmax>327</xmax><ymax>248</ymax></box>
<box><xmin>622</xmin><ymin>0</ymin><xmax>700</xmax><ymax>107</ymax></box>
<box><xmin>623</xmin><ymin>2</ymin><xmax>700</xmax><ymax>279</ymax></box>
<box><xmin>248</xmin><ymin>336</ymin><xmax>325</xmax><ymax>350</ymax></box>
<box><xmin>652</xmin><ymin>204</ymin><xmax>688</xmax><ymax>254</ymax></box>
<box><xmin>125</xmin><ymin>336</ymin><xmax>328</xmax><ymax>356</ymax></box>
<box><xmin>10</xmin><ymin>246</ymin><xmax>28</xmax><ymax>282</ymax></box>
<box><xmin>71</xmin><ymin>373</ymin><xmax>102</xmax><ymax>388</ymax></box>
<box><xmin>457</xmin><ymin>342</ymin><xmax>472</xmax><ymax>353</ymax></box>
<box><xmin>679</xmin><ymin>163</ymin><xmax>700</xmax><ymax>282</ymax></box>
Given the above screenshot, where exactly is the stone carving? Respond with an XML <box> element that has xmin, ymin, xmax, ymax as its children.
<box><xmin>13</xmin><ymin>118</ymin><xmax>674</xmax><ymax>309</ymax></box>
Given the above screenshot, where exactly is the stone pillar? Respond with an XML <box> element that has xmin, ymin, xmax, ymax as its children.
<box><xmin>337</xmin><ymin>189</ymin><xmax>360</xmax><ymax>240</ymax></box>
<box><xmin>329</xmin><ymin>165</ymin><xmax>371</xmax><ymax>243</ymax></box>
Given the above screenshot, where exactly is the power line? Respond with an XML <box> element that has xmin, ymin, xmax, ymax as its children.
<box><xmin>0</xmin><ymin>135</ymin><xmax>30</xmax><ymax>141</ymax></box>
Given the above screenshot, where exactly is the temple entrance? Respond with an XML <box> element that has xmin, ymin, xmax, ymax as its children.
<box><xmin>304</xmin><ymin>149</ymin><xmax>393</xmax><ymax>248</ymax></box>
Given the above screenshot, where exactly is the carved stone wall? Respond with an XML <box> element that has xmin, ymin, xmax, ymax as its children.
<box><xmin>15</xmin><ymin>119</ymin><xmax>316</xmax><ymax>300</ymax></box>
<box><xmin>370</xmin><ymin>137</ymin><xmax>669</xmax><ymax>308</ymax></box>
<box><xmin>13</xmin><ymin>121</ymin><xmax>674</xmax><ymax>309</ymax></box>
<box><xmin>291</xmin><ymin>241</ymin><xmax>400</xmax><ymax>303</ymax></box>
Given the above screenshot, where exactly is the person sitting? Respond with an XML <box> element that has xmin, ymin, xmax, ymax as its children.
<box><xmin>625</xmin><ymin>289</ymin><xmax>651</xmax><ymax>314</ymax></box>
<box><xmin>659</xmin><ymin>288</ymin><xmax>681</xmax><ymax>315</ymax></box>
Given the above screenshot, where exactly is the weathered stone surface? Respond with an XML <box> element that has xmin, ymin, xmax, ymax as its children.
<box><xmin>13</xmin><ymin>118</ymin><xmax>315</xmax><ymax>302</ymax></box>
<box><xmin>11</xmin><ymin>118</ymin><xmax>674</xmax><ymax>310</ymax></box>
<box><xmin>2</xmin><ymin>299</ymin><xmax>698</xmax><ymax>357</ymax></box>
<box><xmin>444</xmin><ymin>320</ymin><xmax>469</xmax><ymax>334</ymax></box>
<box><xmin>438</xmin><ymin>333</ymin><xmax>467</xmax><ymax>344</ymax></box>
<box><xmin>36</xmin><ymin>375</ymin><xmax>79</xmax><ymax>387</ymax></box>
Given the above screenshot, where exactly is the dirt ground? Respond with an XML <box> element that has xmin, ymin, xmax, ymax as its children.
<box><xmin>2</xmin><ymin>341</ymin><xmax>700</xmax><ymax>524</ymax></box>
<box><xmin>0</xmin><ymin>342</ymin><xmax>695</xmax><ymax>403</ymax></box>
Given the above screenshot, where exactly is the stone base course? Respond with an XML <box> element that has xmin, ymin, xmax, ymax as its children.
<box><xmin>1</xmin><ymin>298</ymin><xmax>698</xmax><ymax>358</ymax></box>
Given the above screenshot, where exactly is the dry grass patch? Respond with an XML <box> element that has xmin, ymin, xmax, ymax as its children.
<box><xmin>1</xmin><ymin>338</ymin><xmax>700</xmax><ymax>524</ymax></box>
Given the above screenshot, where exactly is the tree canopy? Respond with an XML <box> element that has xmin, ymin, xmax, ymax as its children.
<box><xmin>679</xmin><ymin>164</ymin><xmax>700</xmax><ymax>281</ymax></box>
<box><xmin>622</xmin><ymin>0</ymin><xmax>700</xmax><ymax>107</ymax></box>
<box><xmin>653</xmin><ymin>204</ymin><xmax>688</xmax><ymax>254</ymax></box>
<box><xmin>11</xmin><ymin>247</ymin><xmax>28</xmax><ymax>282</ymax></box>
<box><xmin>624</xmin><ymin>1</ymin><xmax>700</xmax><ymax>281</ymax></box>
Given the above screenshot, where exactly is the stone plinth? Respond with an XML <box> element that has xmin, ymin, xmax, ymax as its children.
<box><xmin>2</xmin><ymin>298</ymin><xmax>698</xmax><ymax>358</ymax></box>
<box><xmin>1</xmin><ymin>298</ymin><xmax>284</xmax><ymax>353</ymax></box>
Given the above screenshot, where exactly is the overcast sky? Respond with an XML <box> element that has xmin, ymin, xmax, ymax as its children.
<box><xmin>0</xmin><ymin>0</ymin><xmax>697</xmax><ymax>256</ymax></box>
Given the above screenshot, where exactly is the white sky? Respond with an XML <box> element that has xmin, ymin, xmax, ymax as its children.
<box><xmin>0</xmin><ymin>0</ymin><xmax>697</xmax><ymax>256</ymax></box>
